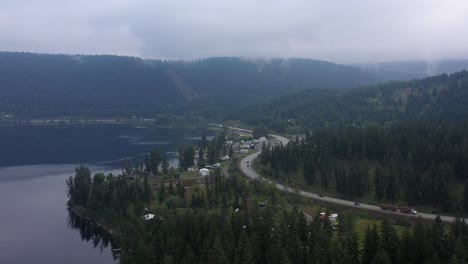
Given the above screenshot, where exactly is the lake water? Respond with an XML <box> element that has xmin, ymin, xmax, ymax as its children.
<box><xmin>0</xmin><ymin>124</ymin><xmax>211</xmax><ymax>264</ymax></box>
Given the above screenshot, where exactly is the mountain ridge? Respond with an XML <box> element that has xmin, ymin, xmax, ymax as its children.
<box><xmin>239</xmin><ymin>70</ymin><xmax>468</xmax><ymax>133</ymax></box>
<box><xmin>0</xmin><ymin>52</ymin><xmax>379</xmax><ymax>117</ymax></box>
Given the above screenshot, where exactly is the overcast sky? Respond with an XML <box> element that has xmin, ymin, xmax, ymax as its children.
<box><xmin>0</xmin><ymin>0</ymin><xmax>467</xmax><ymax>63</ymax></box>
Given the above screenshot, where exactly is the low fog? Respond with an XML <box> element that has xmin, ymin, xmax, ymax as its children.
<box><xmin>0</xmin><ymin>0</ymin><xmax>467</xmax><ymax>63</ymax></box>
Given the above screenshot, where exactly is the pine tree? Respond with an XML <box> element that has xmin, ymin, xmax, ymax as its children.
<box><xmin>374</xmin><ymin>167</ymin><xmax>383</xmax><ymax>199</ymax></box>
<box><xmin>347</xmin><ymin>230</ymin><xmax>360</xmax><ymax>264</ymax></box>
<box><xmin>237</xmin><ymin>230</ymin><xmax>255</xmax><ymax>264</ymax></box>
<box><xmin>380</xmin><ymin>219</ymin><xmax>400</xmax><ymax>264</ymax></box>
<box><xmin>208</xmin><ymin>236</ymin><xmax>229</xmax><ymax>264</ymax></box>
<box><xmin>168</xmin><ymin>181</ymin><xmax>174</xmax><ymax>195</ymax></box>
<box><xmin>162</xmin><ymin>155</ymin><xmax>169</xmax><ymax>175</ymax></box>
<box><xmin>372</xmin><ymin>250</ymin><xmax>392</xmax><ymax>264</ymax></box>
<box><xmin>158</xmin><ymin>183</ymin><xmax>166</xmax><ymax>203</ymax></box>
<box><xmin>400</xmin><ymin>228</ymin><xmax>416</xmax><ymax>264</ymax></box>
<box><xmin>463</xmin><ymin>180</ymin><xmax>468</xmax><ymax>213</ymax></box>
<box><xmin>144</xmin><ymin>176</ymin><xmax>152</xmax><ymax>206</ymax></box>
<box><xmin>363</xmin><ymin>225</ymin><xmax>379</xmax><ymax>264</ymax></box>
<box><xmin>413</xmin><ymin>219</ymin><xmax>429</xmax><ymax>264</ymax></box>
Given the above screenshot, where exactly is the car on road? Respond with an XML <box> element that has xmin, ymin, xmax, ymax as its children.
<box><xmin>318</xmin><ymin>194</ymin><xmax>324</xmax><ymax>197</ymax></box>
<box><xmin>354</xmin><ymin>201</ymin><xmax>360</xmax><ymax>206</ymax></box>
<box><xmin>247</xmin><ymin>164</ymin><xmax>249</xmax><ymax>167</ymax></box>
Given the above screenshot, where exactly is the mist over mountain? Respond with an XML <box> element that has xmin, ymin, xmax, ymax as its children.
<box><xmin>354</xmin><ymin>59</ymin><xmax>468</xmax><ymax>80</ymax></box>
<box><xmin>0</xmin><ymin>52</ymin><xmax>380</xmax><ymax>117</ymax></box>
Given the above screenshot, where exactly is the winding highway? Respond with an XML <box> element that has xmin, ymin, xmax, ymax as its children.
<box><xmin>239</xmin><ymin>134</ymin><xmax>458</xmax><ymax>223</ymax></box>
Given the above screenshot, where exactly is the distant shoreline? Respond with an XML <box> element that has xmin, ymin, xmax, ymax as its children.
<box><xmin>0</xmin><ymin>118</ymin><xmax>208</xmax><ymax>130</ymax></box>
<box><xmin>0</xmin><ymin>118</ymin><xmax>137</xmax><ymax>127</ymax></box>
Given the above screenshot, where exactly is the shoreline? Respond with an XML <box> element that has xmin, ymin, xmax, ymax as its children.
<box><xmin>68</xmin><ymin>206</ymin><xmax>121</xmax><ymax>246</ymax></box>
<box><xmin>0</xmin><ymin>119</ymin><xmax>209</xmax><ymax>131</ymax></box>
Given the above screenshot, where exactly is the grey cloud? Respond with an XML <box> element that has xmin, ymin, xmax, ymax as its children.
<box><xmin>0</xmin><ymin>0</ymin><xmax>467</xmax><ymax>63</ymax></box>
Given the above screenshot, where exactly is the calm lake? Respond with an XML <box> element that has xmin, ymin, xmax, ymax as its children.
<box><xmin>0</xmin><ymin>124</ymin><xmax>211</xmax><ymax>264</ymax></box>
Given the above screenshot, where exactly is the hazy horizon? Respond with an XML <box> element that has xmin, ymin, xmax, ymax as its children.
<box><xmin>1</xmin><ymin>1</ymin><xmax>467</xmax><ymax>64</ymax></box>
<box><xmin>3</xmin><ymin>50</ymin><xmax>468</xmax><ymax>67</ymax></box>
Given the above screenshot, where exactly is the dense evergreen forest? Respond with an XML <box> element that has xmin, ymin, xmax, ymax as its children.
<box><xmin>0</xmin><ymin>52</ymin><xmax>381</xmax><ymax>118</ymax></box>
<box><xmin>67</xmin><ymin>164</ymin><xmax>468</xmax><ymax>264</ymax></box>
<box><xmin>259</xmin><ymin>122</ymin><xmax>468</xmax><ymax>212</ymax></box>
<box><xmin>240</xmin><ymin>71</ymin><xmax>468</xmax><ymax>133</ymax></box>
<box><xmin>246</xmin><ymin>71</ymin><xmax>468</xmax><ymax>213</ymax></box>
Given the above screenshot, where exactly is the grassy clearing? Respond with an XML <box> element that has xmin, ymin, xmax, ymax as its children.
<box><xmin>296</xmin><ymin>199</ymin><xmax>411</xmax><ymax>245</ymax></box>
<box><xmin>179</xmin><ymin>170</ymin><xmax>198</xmax><ymax>179</ymax></box>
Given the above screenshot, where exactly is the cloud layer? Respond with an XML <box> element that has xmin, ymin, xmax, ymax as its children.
<box><xmin>1</xmin><ymin>0</ymin><xmax>467</xmax><ymax>63</ymax></box>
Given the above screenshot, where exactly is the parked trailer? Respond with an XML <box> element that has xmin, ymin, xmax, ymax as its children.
<box><xmin>379</xmin><ymin>204</ymin><xmax>398</xmax><ymax>212</ymax></box>
<box><xmin>379</xmin><ymin>205</ymin><xmax>418</xmax><ymax>215</ymax></box>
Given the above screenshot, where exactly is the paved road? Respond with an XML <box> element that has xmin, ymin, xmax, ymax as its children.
<box><xmin>239</xmin><ymin>134</ymin><xmax>457</xmax><ymax>223</ymax></box>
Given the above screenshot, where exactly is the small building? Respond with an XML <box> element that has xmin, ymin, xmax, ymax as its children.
<box><xmin>143</xmin><ymin>214</ymin><xmax>155</xmax><ymax>221</ymax></box>
<box><xmin>199</xmin><ymin>168</ymin><xmax>210</xmax><ymax>177</ymax></box>
<box><xmin>329</xmin><ymin>213</ymin><xmax>338</xmax><ymax>222</ymax></box>
<box><xmin>319</xmin><ymin>212</ymin><xmax>326</xmax><ymax>220</ymax></box>
<box><xmin>220</xmin><ymin>155</ymin><xmax>230</xmax><ymax>161</ymax></box>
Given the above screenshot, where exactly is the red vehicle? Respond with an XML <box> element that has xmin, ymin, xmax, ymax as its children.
<box><xmin>399</xmin><ymin>207</ymin><xmax>418</xmax><ymax>215</ymax></box>
<box><xmin>379</xmin><ymin>205</ymin><xmax>418</xmax><ymax>215</ymax></box>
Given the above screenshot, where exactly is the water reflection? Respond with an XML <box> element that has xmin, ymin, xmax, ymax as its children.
<box><xmin>0</xmin><ymin>125</ymin><xmax>212</xmax><ymax>263</ymax></box>
<box><xmin>67</xmin><ymin>209</ymin><xmax>120</xmax><ymax>261</ymax></box>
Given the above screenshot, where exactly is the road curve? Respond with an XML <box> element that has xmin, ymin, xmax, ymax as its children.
<box><xmin>239</xmin><ymin>134</ymin><xmax>457</xmax><ymax>223</ymax></box>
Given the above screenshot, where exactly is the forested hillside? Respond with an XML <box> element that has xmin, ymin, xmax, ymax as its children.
<box><xmin>240</xmin><ymin>71</ymin><xmax>468</xmax><ymax>133</ymax></box>
<box><xmin>0</xmin><ymin>52</ymin><xmax>380</xmax><ymax>118</ymax></box>
<box><xmin>246</xmin><ymin>71</ymin><xmax>468</xmax><ymax>213</ymax></box>
<box><xmin>259</xmin><ymin>122</ymin><xmax>468</xmax><ymax>212</ymax></box>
